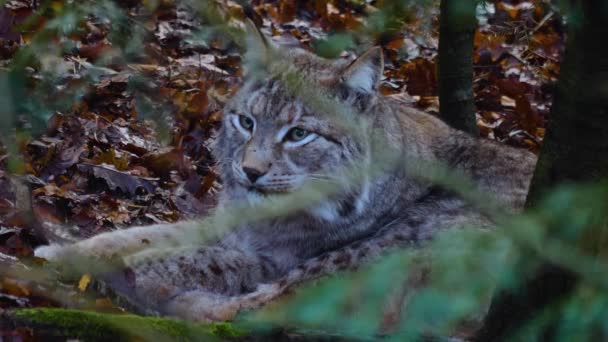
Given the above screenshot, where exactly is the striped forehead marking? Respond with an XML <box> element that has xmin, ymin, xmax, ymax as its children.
<box><xmin>279</xmin><ymin>102</ymin><xmax>303</xmax><ymax>123</ymax></box>
<box><xmin>244</xmin><ymin>80</ymin><xmax>306</xmax><ymax>123</ymax></box>
<box><xmin>246</xmin><ymin>87</ymin><xmax>267</xmax><ymax>116</ymax></box>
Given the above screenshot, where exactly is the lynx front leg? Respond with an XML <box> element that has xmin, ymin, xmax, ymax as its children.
<box><xmin>129</xmin><ymin>245</ymin><xmax>276</xmax><ymax>317</ymax></box>
<box><xmin>163</xmin><ymin>283</ymin><xmax>283</xmax><ymax>322</ymax></box>
<box><xmin>225</xmin><ymin>205</ymin><xmax>490</xmax><ymax>317</ymax></box>
<box><xmin>228</xmin><ymin>228</ymin><xmax>412</xmax><ymax>313</ymax></box>
<box><xmin>164</xmin><ymin>228</ymin><xmax>417</xmax><ymax>322</ymax></box>
<box><xmin>34</xmin><ymin>220</ymin><xmax>207</xmax><ymax>262</ymax></box>
<box><xmin>164</xmin><ymin>290</ymin><xmax>243</xmax><ymax>322</ymax></box>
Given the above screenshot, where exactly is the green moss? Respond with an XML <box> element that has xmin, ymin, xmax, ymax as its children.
<box><xmin>209</xmin><ymin>321</ymin><xmax>243</xmax><ymax>339</ymax></box>
<box><xmin>13</xmin><ymin>308</ymin><xmax>244</xmax><ymax>341</ymax></box>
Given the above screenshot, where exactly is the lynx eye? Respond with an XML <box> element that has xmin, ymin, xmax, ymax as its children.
<box><xmin>239</xmin><ymin>115</ymin><xmax>254</xmax><ymax>131</ymax></box>
<box><xmin>286</xmin><ymin>127</ymin><xmax>309</xmax><ymax>142</ymax></box>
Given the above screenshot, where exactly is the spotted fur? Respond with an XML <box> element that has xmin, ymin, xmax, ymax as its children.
<box><xmin>35</xmin><ymin>23</ymin><xmax>537</xmax><ymax>321</ymax></box>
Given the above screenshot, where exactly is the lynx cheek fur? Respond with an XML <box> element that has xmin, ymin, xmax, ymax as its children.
<box><xmin>35</xmin><ymin>21</ymin><xmax>537</xmax><ymax>321</ymax></box>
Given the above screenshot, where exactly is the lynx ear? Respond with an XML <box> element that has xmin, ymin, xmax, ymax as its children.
<box><xmin>244</xmin><ymin>18</ymin><xmax>270</xmax><ymax>66</ymax></box>
<box><xmin>341</xmin><ymin>47</ymin><xmax>384</xmax><ymax>94</ymax></box>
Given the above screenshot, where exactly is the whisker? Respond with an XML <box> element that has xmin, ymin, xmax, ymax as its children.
<box><xmin>307</xmin><ymin>177</ymin><xmax>335</xmax><ymax>183</ymax></box>
<box><xmin>309</xmin><ymin>173</ymin><xmax>337</xmax><ymax>180</ymax></box>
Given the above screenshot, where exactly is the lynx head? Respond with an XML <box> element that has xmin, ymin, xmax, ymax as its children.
<box><xmin>213</xmin><ymin>20</ymin><xmax>384</xmax><ymax>222</ymax></box>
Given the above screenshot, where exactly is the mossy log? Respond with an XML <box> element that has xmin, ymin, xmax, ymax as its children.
<box><xmin>1</xmin><ymin>308</ymin><xmax>244</xmax><ymax>341</ymax></box>
<box><xmin>1</xmin><ymin>308</ymin><xmax>353</xmax><ymax>341</ymax></box>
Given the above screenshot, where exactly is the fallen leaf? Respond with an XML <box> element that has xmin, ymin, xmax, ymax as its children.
<box><xmin>77</xmin><ymin>164</ymin><xmax>158</xmax><ymax>195</ymax></box>
<box><xmin>78</xmin><ymin>274</ymin><xmax>92</xmax><ymax>292</ymax></box>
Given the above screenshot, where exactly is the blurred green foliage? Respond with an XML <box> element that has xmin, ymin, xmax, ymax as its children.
<box><xmin>240</xmin><ymin>182</ymin><xmax>608</xmax><ymax>341</ymax></box>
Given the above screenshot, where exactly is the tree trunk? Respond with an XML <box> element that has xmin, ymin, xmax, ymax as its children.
<box><xmin>476</xmin><ymin>2</ymin><xmax>608</xmax><ymax>340</ymax></box>
<box><xmin>437</xmin><ymin>0</ymin><xmax>478</xmax><ymax>135</ymax></box>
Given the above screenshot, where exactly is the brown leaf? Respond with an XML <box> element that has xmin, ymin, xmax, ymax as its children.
<box><xmin>77</xmin><ymin>41</ymin><xmax>112</xmax><ymax>61</ymax></box>
<box><xmin>92</xmin><ymin>149</ymin><xmax>130</xmax><ymax>171</ymax></box>
<box><xmin>78</xmin><ymin>274</ymin><xmax>92</xmax><ymax>292</ymax></box>
<box><xmin>279</xmin><ymin>0</ymin><xmax>296</xmax><ymax>23</ymax></box>
<box><xmin>187</xmin><ymin>91</ymin><xmax>209</xmax><ymax>114</ymax></box>
<box><xmin>474</xmin><ymin>31</ymin><xmax>507</xmax><ymax>63</ymax></box>
<box><xmin>77</xmin><ymin>164</ymin><xmax>158</xmax><ymax>195</ymax></box>
<box><xmin>1</xmin><ymin>278</ymin><xmax>30</xmax><ymax>297</ymax></box>
<box><xmin>515</xmin><ymin>95</ymin><xmax>540</xmax><ymax>134</ymax></box>
<box><xmin>0</xmin><ymin>8</ymin><xmax>21</xmax><ymax>42</ymax></box>
<box><xmin>141</xmin><ymin>148</ymin><xmax>191</xmax><ymax>180</ymax></box>
<box><xmin>400</xmin><ymin>58</ymin><xmax>438</xmax><ymax>96</ymax></box>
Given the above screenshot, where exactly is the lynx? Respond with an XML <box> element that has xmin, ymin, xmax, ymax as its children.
<box><xmin>35</xmin><ymin>21</ymin><xmax>537</xmax><ymax>322</ymax></box>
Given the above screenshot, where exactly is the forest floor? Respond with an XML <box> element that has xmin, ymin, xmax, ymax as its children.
<box><xmin>0</xmin><ymin>0</ymin><xmax>563</xmax><ymax>339</ymax></box>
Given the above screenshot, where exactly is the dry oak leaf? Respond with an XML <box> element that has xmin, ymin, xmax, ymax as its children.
<box><xmin>77</xmin><ymin>164</ymin><xmax>158</xmax><ymax>195</ymax></box>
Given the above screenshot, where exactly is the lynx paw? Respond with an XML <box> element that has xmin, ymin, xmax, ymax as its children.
<box><xmin>34</xmin><ymin>244</ymin><xmax>66</xmax><ymax>261</ymax></box>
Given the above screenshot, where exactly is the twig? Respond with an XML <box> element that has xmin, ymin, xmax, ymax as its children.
<box><xmin>530</xmin><ymin>11</ymin><xmax>555</xmax><ymax>36</ymax></box>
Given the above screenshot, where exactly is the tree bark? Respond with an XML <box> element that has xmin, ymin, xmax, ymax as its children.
<box><xmin>437</xmin><ymin>0</ymin><xmax>478</xmax><ymax>135</ymax></box>
<box><xmin>476</xmin><ymin>2</ymin><xmax>608</xmax><ymax>340</ymax></box>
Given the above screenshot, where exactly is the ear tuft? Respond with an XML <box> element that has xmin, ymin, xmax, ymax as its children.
<box><xmin>341</xmin><ymin>47</ymin><xmax>384</xmax><ymax>94</ymax></box>
<box><xmin>244</xmin><ymin>18</ymin><xmax>270</xmax><ymax>66</ymax></box>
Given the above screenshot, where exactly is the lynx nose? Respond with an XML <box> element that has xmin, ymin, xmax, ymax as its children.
<box><xmin>242</xmin><ymin>167</ymin><xmax>265</xmax><ymax>183</ymax></box>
